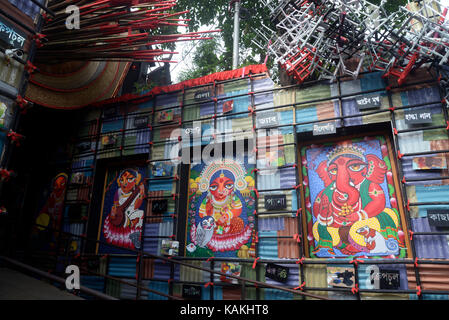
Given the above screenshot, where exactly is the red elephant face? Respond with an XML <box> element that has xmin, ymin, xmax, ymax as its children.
<box><xmin>209</xmin><ymin>176</ymin><xmax>234</xmax><ymax>202</ymax></box>
<box><xmin>328</xmin><ymin>156</ymin><xmax>367</xmax><ymax>207</ymax></box>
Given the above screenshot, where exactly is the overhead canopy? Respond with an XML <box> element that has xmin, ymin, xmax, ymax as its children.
<box><xmin>25</xmin><ymin>61</ymin><xmax>130</xmax><ymax>109</ymax></box>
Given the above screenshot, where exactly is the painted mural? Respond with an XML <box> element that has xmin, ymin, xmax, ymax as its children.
<box><xmin>31</xmin><ymin>172</ymin><xmax>68</xmax><ymax>251</ymax></box>
<box><xmin>185</xmin><ymin>158</ymin><xmax>257</xmax><ymax>258</ymax></box>
<box><xmin>35</xmin><ymin>172</ymin><xmax>68</xmax><ymax>232</ymax></box>
<box><xmin>300</xmin><ymin>135</ymin><xmax>408</xmax><ymax>258</ymax></box>
<box><xmin>98</xmin><ymin>167</ymin><xmax>146</xmax><ymax>253</ymax></box>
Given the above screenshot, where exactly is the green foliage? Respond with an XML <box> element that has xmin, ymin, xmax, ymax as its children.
<box><xmin>177</xmin><ymin>37</ymin><xmax>222</xmax><ymax>82</ymax></box>
<box><xmin>176</xmin><ymin>0</ymin><xmax>273</xmax><ymax>72</ymax></box>
<box><xmin>174</xmin><ymin>0</ymin><xmax>408</xmax><ymax>81</ymax></box>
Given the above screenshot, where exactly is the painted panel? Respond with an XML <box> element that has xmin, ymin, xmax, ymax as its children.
<box><xmin>98</xmin><ymin>167</ymin><xmax>146</xmax><ymax>254</ymax></box>
<box><xmin>185</xmin><ymin>157</ymin><xmax>257</xmax><ymax>258</ymax></box>
<box><xmin>300</xmin><ymin>135</ymin><xmax>409</xmax><ymax>258</ymax></box>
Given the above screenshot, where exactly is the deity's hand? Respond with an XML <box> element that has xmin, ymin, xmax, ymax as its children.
<box><xmin>334</xmin><ymin>210</ymin><xmax>365</xmax><ymax>225</ymax></box>
<box><xmin>110</xmin><ymin>204</ymin><xmax>117</xmax><ymax>217</ymax></box>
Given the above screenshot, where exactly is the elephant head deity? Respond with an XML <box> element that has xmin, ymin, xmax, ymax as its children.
<box><xmin>310</xmin><ymin>142</ymin><xmax>399</xmax><ymax>256</ymax></box>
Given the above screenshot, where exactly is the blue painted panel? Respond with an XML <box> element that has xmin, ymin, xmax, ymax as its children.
<box><xmin>414</xmin><ymin>185</ymin><xmax>449</xmax><ymax>217</ymax></box>
<box><xmin>108</xmin><ymin>257</ymin><xmax>137</xmax><ymax>278</ymax></box>
<box><xmin>263</xmin><ymin>288</ymin><xmax>293</xmax><ymax>300</ymax></box>
<box><xmin>148</xmin><ymin>180</ymin><xmax>173</xmax><ymax>192</ymax></box>
<box><xmin>258</xmin><ymin>217</ymin><xmax>285</xmax><ymax>231</ymax></box>
<box><xmin>411</xmin><ymin>217</ymin><xmax>449</xmax><ymax>259</ymax></box>
<box><xmin>152</xmin><ymin>259</ymin><xmax>180</xmax><ymax>281</ymax></box>
<box><xmin>81</xmin><ymin>275</ymin><xmax>105</xmax><ymax>293</ymax></box>
<box><xmin>295</xmin><ymin>106</ymin><xmax>317</xmax><ymax>132</ymax></box>
<box><xmin>201</xmin><ymin>285</ymin><xmax>223</xmax><ymax>300</ymax></box>
<box><xmin>258</xmin><ymin>230</ymin><xmax>278</xmax><ymax>259</ymax></box>
<box><xmin>280</xmin><ymin>167</ymin><xmax>296</xmax><ymax>189</ymax></box>
<box><xmin>147</xmin><ymin>280</ymin><xmax>169</xmax><ymax>300</ymax></box>
<box><xmin>360</xmin><ymin>72</ymin><xmax>387</xmax><ymax>93</ymax></box>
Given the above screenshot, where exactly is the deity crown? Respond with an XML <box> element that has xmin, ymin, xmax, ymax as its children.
<box><xmin>326</xmin><ymin>144</ymin><xmax>366</xmax><ymax>165</ymax></box>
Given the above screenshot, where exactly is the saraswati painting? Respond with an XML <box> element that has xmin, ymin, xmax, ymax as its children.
<box><xmin>300</xmin><ymin>135</ymin><xmax>409</xmax><ymax>258</ymax></box>
<box><xmin>98</xmin><ymin>167</ymin><xmax>146</xmax><ymax>254</ymax></box>
<box><xmin>185</xmin><ymin>158</ymin><xmax>257</xmax><ymax>258</ymax></box>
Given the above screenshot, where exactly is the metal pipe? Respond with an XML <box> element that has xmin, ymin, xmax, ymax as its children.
<box><xmin>232</xmin><ymin>0</ymin><xmax>240</xmax><ymax>69</ymax></box>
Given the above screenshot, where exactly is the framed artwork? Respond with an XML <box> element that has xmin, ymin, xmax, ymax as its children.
<box><xmin>185</xmin><ymin>158</ymin><xmax>257</xmax><ymax>258</ymax></box>
<box><xmin>299</xmin><ymin>134</ymin><xmax>410</xmax><ymax>258</ymax></box>
<box><xmin>35</xmin><ymin>172</ymin><xmax>68</xmax><ymax>232</ymax></box>
<box><xmin>97</xmin><ymin>166</ymin><xmax>146</xmax><ymax>254</ymax></box>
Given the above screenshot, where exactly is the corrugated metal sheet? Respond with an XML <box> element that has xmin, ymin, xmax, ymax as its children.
<box><xmin>105</xmin><ymin>279</ymin><xmax>121</xmax><ymax>298</ymax></box>
<box><xmin>263</xmin><ymin>288</ymin><xmax>293</xmax><ymax>300</ymax></box>
<box><xmin>201</xmin><ymin>285</ymin><xmax>223</xmax><ymax>300</ymax></box>
<box><xmin>258</xmin><ymin>231</ymin><xmax>278</xmax><ymax>259</ymax></box>
<box><xmin>152</xmin><ymin>258</ymin><xmax>180</xmax><ymax>281</ymax></box>
<box><xmin>414</xmin><ymin>185</ymin><xmax>449</xmax><ymax>218</ymax></box>
<box><xmin>179</xmin><ymin>260</ymin><xmax>209</xmax><ymax>282</ymax></box>
<box><xmin>411</xmin><ymin>218</ymin><xmax>449</xmax><ymax>259</ymax></box>
<box><xmin>279</xmin><ymin>167</ymin><xmax>296</xmax><ymax>189</ymax></box>
<box><xmin>119</xmin><ymin>279</ymin><xmax>137</xmax><ymax>300</ymax></box>
<box><xmin>143</xmin><ymin>223</ymin><xmax>159</xmax><ymax>254</ymax></box>
<box><xmin>407</xmin><ymin>262</ymin><xmax>449</xmax><ymax>292</ymax></box>
<box><xmin>402</xmin><ymin>158</ymin><xmax>446</xmax><ymax>186</ymax></box>
<box><xmin>278</xmin><ymin>218</ymin><xmax>300</xmax><ymax>259</ymax></box>
<box><xmin>222</xmin><ymin>287</ymin><xmax>242</xmax><ymax>300</ymax></box>
<box><xmin>147</xmin><ymin>280</ymin><xmax>169</xmax><ymax>300</ymax></box>
<box><xmin>81</xmin><ymin>275</ymin><xmax>105</xmax><ymax>293</ymax></box>
<box><xmin>258</xmin><ymin>217</ymin><xmax>285</xmax><ymax>231</ymax></box>
<box><xmin>8</xmin><ymin>0</ymin><xmax>43</xmax><ymax>20</ymax></box>
<box><xmin>108</xmin><ymin>256</ymin><xmax>136</xmax><ymax>278</ymax></box>
<box><xmin>303</xmin><ymin>264</ymin><xmax>328</xmax><ymax>300</ymax></box>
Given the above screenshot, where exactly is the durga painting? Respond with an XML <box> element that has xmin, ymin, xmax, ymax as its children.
<box><xmin>186</xmin><ymin>158</ymin><xmax>257</xmax><ymax>258</ymax></box>
<box><xmin>300</xmin><ymin>135</ymin><xmax>409</xmax><ymax>258</ymax></box>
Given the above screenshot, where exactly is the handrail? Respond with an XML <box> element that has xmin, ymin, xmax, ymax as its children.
<box><xmin>0</xmin><ymin>255</ymin><xmax>118</xmax><ymax>300</ymax></box>
<box><xmin>28</xmin><ymin>221</ymin><xmax>332</xmax><ymax>300</ymax></box>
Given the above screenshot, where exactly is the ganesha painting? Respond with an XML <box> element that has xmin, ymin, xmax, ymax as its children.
<box><xmin>186</xmin><ymin>158</ymin><xmax>257</xmax><ymax>258</ymax></box>
<box><xmin>300</xmin><ymin>135</ymin><xmax>408</xmax><ymax>258</ymax></box>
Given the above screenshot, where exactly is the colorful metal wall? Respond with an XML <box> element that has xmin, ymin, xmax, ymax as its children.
<box><xmin>57</xmin><ymin>66</ymin><xmax>449</xmax><ymax>300</ymax></box>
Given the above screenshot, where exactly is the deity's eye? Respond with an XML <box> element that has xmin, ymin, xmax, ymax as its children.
<box><xmin>329</xmin><ymin>168</ymin><xmax>337</xmax><ymax>175</ymax></box>
<box><xmin>349</xmin><ymin>164</ymin><xmax>366</xmax><ymax>172</ymax></box>
<box><xmin>127</xmin><ymin>177</ymin><xmax>136</xmax><ymax>183</ymax></box>
<box><xmin>225</xmin><ymin>183</ymin><xmax>234</xmax><ymax>189</ymax></box>
<box><xmin>210</xmin><ymin>185</ymin><xmax>218</xmax><ymax>191</ymax></box>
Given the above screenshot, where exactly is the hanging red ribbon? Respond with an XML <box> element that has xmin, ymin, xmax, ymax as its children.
<box><xmin>7</xmin><ymin>130</ymin><xmax>24</xmax><ymax>147</ymax></box>
<box><xmin>416</xmin><ymin>285</ymin><xmax>422</xmax><ymax>296</ymax></box>
<box><xmin>252</xmin><ymin>257</ymin><xmax>260</xmax><ymax>269</ymax></box>
<box><xmin>351</xmin><ymin>284</ymin><xmax>359</xmax><ymax>294</ymax></box>
<box><xmin>293</xmin><ymin>233</ymin><xmax>301</xmax><ymax>243</ymax></box>
<box><xmin>0</xmin><ymin>169</ymin><xmax>13</xmax><ymax>181</ymax></box>
<box><xmin>25</xmin><ymin>61</ymin><xmax>37</xmax><ymax>74</ymax></box>
<box><xmin>16</xmin><ymin>95</ymin><xmax>28</xmax><ymax>111</ymax></box>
